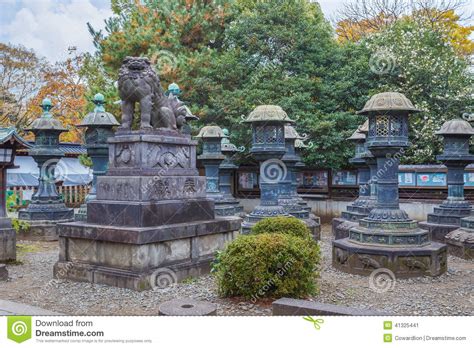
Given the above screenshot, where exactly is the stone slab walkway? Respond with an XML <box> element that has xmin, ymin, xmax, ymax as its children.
<box><xmin>0</xmin><ymin>299</ymin><xmax>63</xmax><ymax>316</ymax></box>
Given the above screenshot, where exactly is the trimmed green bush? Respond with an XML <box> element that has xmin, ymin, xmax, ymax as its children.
<box><xmin>215</xmin><ymin>233</ymin><xmax>320</xmax><ymax>300</ymax></box>
<box><xmin>251</xmin><ymin>216</ymin><xmax>311</xmax><ymax>239</ymax></box>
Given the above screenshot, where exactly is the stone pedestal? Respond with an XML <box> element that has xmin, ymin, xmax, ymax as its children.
<box><xmin>0</xmin><ymin>219</ymin><xmax>16</xmax><ymax>263</ymax></box>
<box><xmin>445</xmin><ymin>216</ymin><xmax>474</xmax><ymax>259</ymax></box>
<box><xmin>0</xmin><ymin>264</ymin><xmax>7</xmax><ymax>281</ymax></box>
<box><xmin>54</xmin><ymin>130</ymin><xmax>241</xmax><ymax>291</ymax></box>
<box><xmin>419</xmin><ymin>210</ymin><xmax>471</xmax><ymax>243</ymax></box>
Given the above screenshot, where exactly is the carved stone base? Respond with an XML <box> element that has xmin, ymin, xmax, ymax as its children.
<box><xmin>332</xmin><ymin>218</ymin><xmax>358</xmax><ymax>240</ymax></box>
<box><xmin>54</xmin><ymin>217</ymin><xmax>241</xmax><ymax>291</ymax></box>
<box><xmin>427</xmin><ymin>206</ymin><xmax>472</xmax><ymax>225</ymax></box>
<box><xmin>87</xmin><ymin>198</ymin><xmax>215</xmax><ymax>227</ymax></box>
<box><xmin>17</xmin><ymin>219</ymin><xmax>73</xmax><ymax>241</ymax></box>
<box><xmin>18</xmin><ymin>204</ymin><xmax>74</xmax><ymax>221</ymax></box>
<box><xmin>332</xmin><ymin>238</ymin><xmax>447</xmax><ymax>277</ymax></box>
<box><xmin>445</xmin><ymin>228</ymin><xmax>474</xmax><ymax>260</ymax></box>
<box><xmin>418</xmin><ymin>221</ymin><xmax>460</xmax><ymax>243</ymax></box>
<box><xmin>0</xmin><ymin>227</ymin><xmax>16</xmax><ymax>262</ymax></box>
<box><xmin>214</xmin><ymin>199</ymin><xmax>244</xmax><ymax>217</ymax></box>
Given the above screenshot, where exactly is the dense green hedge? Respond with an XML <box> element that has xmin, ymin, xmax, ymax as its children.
<box><xmin>251</xmin><ymin>216</ymin><xmax>312</xmax><ymax>239</ymax></box>
<box><xmin>214</xmin><ymin>233</ymin><xmax>320</xmax><ymax>300</ymax></box>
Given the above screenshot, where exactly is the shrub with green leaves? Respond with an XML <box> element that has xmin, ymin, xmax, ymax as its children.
<box><xmin>215</xmin><ymin>233</ymin><xmax>320</xmax><ymax>300</ymax></box>
<box><xmin>12</xmin><ymin>218</ymin><xmax>30</xmax><ymax>234</ymax></box>
<box><xmin>251</xmin><ymin>216</ymin><xmax>311</xmax><ymax>239</ymax></box>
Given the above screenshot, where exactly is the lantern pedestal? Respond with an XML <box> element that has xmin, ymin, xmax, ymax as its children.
<box><xmin>445</xmin><ymin>216</ymin><xmax>474</xmax><ymax>259</ymax></box>
<box><xmin>54</xmin><ymin>130</ymin><xmax>241</xmax><ymax>291</ymax></box>
<box><xmin>0</xmin><ymin>221</ymin><xmax>16</xmax><ymax>263</ymax></box>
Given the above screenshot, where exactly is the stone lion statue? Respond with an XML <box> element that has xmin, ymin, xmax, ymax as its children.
<box><xmin>118</xmin><ymin>56</ymin><xmax>197</xmax><ymax>131</ymax></box>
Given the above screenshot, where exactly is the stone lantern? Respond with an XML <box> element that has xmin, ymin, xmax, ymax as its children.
<box><xmin>333</xmin><ymin>92</ymin><xmax>447</xmax><ymax>277</ymax></box>
<box><xmin>0</xmin><ymin>128</ymin><xmax>31</xmax><ymax>263</ymax></box>
<box><xmin>419</xmin><ymin>119</ymin><xmax>474</xmax><ymax>241</ymax></box>
<box><xmin>218</xmin><ymin>129</ymin><xmax>245</xmax><ymax>216</ymax></box>
<box><xmin>279</xmin><ymin>125</ymin><xmax>319</xmax><ymax>237</ymax></box>
<box><xmin>332</xmin><ymin>123</ymin><xmax>371</xmax><ymax>239</ymax></box>
<box><xmin>195</xmin><ymin>125</ymin><xmax>227</xmax><ymax>214</ymax></box>
<box><xmin>75</xmin><ymin>93</ymin><xmax>119</xmax><ymax>221</ymax></box>
<box><xmin>241</xmin><ymin>105</ymin><xmax>293</xmax><ymax>233</ymax></box>
<box><xmin>18</xmin><ymin>98</ymin><xmax>74</xmax><ymax>240</ymax></box>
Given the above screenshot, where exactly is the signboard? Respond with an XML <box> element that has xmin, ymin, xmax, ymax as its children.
<box><xmin>300</xmin><ymin>170</ymin><xmax>328</xmax><ymax>188</ymax></box>
<box><xmin>398</xmin><ymin>172</ymin><xmax>416</xmax><ymax>186</ymax></box>
<box><xmin>332</xmin><ymin>170</ymin><xmax>357</xmax><ymax>186</ymax></box>
<box><xmin>416</xmin><ymin>172</ymin><xmax>446</xmax><ymax>187</ymax></box>
<box><xmin>464</xmin><ymin>172</ymin><xmax>474</xmax><ymax>186</ymax></box>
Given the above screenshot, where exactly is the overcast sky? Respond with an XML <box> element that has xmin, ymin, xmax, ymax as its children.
<box><xmin>0</xmin><ymin>0</ymin><xmax>471</xmax><ymax>63</ymax></box>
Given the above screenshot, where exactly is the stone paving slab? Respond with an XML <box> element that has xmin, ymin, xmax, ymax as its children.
<box><xmin>0</xmin><ymin>300</ymin><xmax>64</xmax><ymax>316</ymax></box>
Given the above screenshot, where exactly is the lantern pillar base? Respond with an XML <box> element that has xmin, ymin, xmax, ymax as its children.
<box><xmin>0</xmin><ymin>221</ymin><xmax>16</xmax><ymax>262</ymax></box>
<box><xmin>444</xmin><ymin>216</ymin><xmax>474</xmax><ymax>259</ymax></box>
<box><xmin>332</xmin><ymin>237</ymin><xmax>447</xmax><ymax>278</ymax></box>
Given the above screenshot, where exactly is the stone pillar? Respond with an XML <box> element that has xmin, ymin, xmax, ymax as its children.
<box><xmin>18</xmin><ymin>99</ymin><xmax>74</xmax><ymax>241</ymax></box>
<box><xmin>332</xmin><ymin>92</ymin><xmax>446</xmax><ymax>278</ymax></box>
<box><xmin>419</xmin><ymin>119</ymin><xmax>474</xmax><ymax>241</ymax></box>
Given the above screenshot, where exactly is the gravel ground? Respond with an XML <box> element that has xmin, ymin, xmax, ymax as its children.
<box><xmin>0</xmin><ymin>225</ymin><xmax>472</xmax><ymax>316</ymax></box>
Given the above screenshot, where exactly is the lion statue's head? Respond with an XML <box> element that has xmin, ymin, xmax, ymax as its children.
<box><xmin>121</xmin><ymin>56</ymin><xmax>152</xmax><ymax>74</ymax></box>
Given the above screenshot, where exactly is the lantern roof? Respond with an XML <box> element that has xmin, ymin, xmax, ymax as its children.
<box><xmin>357</xmin><ymin>92</ymin><xmax>421</xmax><ymax>115</ymax></box>
<box><xmin>244</xmin><ymin>105</ymin><xmax>294</xmax><ymax>123</ymax></box>
<box><xmin>78</xmin><ymin>93</ymin><xmax>120</xmax><ymax>127</ymax></box>
<box><xmin>347</xmin><ymin>128</ymin><xmax>366</xmax><ymax>141</ymax></box>
<box><xmin>358</xmin><ymin>120</ymin><xmax>369</xmax><ymax>134</ymax></box>
<box><xmin>435</xmin><ymin>118</ymin><xmax>474</xmax><ymax>136</ymax></box>
<box><xmin>26</xmin><ymin>98</ymin><xmax>68</xmax><ymax>131</ymax></box>
<box><xmin>195</xmin><ymin>125</ymin><xmax>227</xmax><ymax>138</ymax></box>
<box><xmin>0</xmin><ymin>127</ymin><xmax>31</xmax><ymax>149</ymax></box>
<box><xmin>284</xmin><ymin>125</ymin><xmax>301</xmax><ymax>139</ymax></box>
